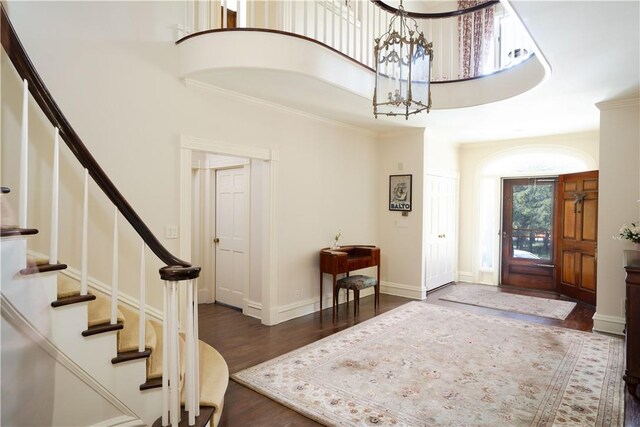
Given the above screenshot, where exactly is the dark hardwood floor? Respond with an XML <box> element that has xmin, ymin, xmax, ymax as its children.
<box><xmin>197</xmin><ymin>283</ymin><xmax>636</xmax><ymax>426</ymax></box>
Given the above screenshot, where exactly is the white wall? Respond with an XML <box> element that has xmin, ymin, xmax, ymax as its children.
<box><xmin>457</xmin><ymin>132</ymin><xmax>599</xmax><ymax>285</ymax></box>
<box><xmin>1</xmin><ymin>1</ymin><xmax>379</xmax><ymax>322</ymax></box>
<box><xmin>377</xmin><ymin>128</ymin><xmax>426</xmax><ymax>299</ymax></box>
<box><xmin>594</xmin><ymin>98</ymin><xmax>640</xmax><ymax>335</ymax></box>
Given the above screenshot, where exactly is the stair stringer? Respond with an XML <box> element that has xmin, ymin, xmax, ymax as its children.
<box><xmin>1</xmin><ymin>237</ymin><xmax>163</xmax><ymax>426</ymax></box>
<box><xmin>1</xmin><ymin>293</ymin><xmax>145</xmax><ymax>426</ymax></box>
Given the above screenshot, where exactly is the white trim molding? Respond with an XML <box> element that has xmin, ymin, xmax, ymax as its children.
<box><xmin>456</xmin><ymin>271</ymin><xmax>474</xmax><ymax>283</ymax></box>
<box><xmin>90</xmin><ymin>416</ymin><xmax>145</xmax><ymax>427</ymax></box>
<box><xmin>276</xmin><ymin>288</ymin><xmax>375</xmax><ymax>324</ymax></box>
<box><xmin>592</xmin><ymin>312</ymin><xmax>625</xmax><ymax>336</ymax></box>
<box><xmin>179</xmin><ymin>135</ymin><xmax>278</xmax><ymax>326</ymax></box>
<box><xmin>380</xmin><ymin>281</ymin><xmax>426</xmax><ymax>300</ymax></box>
<box><xmin>596</xmin><ymin>97</ymin><xmax>640</xmax><ymax>111</ymax></box>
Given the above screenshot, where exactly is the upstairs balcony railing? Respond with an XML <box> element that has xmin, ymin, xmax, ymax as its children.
<box><xmin>179</xmin><ymin>0</ymin><xmax>535</xmax><ymax>82</ymax></box>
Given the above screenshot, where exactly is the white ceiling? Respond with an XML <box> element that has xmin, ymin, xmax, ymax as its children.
<box><xmin>194</xmin><ymin>1</ymin><xmax>640</xmax><ymax>144</ymax></box>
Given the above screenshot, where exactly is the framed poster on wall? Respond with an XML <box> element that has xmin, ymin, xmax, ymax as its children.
<box><xmin>389</xmin><ymin>174</ymin><xmax>412</xmax><ymax>211</ymax></box>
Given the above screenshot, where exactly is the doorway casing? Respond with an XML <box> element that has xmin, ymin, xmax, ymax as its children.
<box><xmin>180</xmin><ymin>135</ymin><xmax>280</xmax><ymax>326</ymax></box>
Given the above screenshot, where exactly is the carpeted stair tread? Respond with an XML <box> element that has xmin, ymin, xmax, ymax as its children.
<box><xmin>27</xmin><ymin>255</ymin><xmax>50</xmax><ymax>266</ymax></box>
<box><xmin>181</xmin><ymin>340</ymin><xmax>228</xmax><ymax>420</ymax></box>
<box><xmin>147</xmin><ymin>321</ymin><xmax>164</xmax><ymax>380</ymax></box>
<box><xmin>117</xmin><ymin>305</ymin><xmax>157</xmax><ymax>354</ymax></box>
<box><xmin>88</xmin><ymin>294</ymin><xmax>125</xmax><ymax>327</ymax></box>
<box><xmin>57</xmin><ymin>274</ymin><xmax>81</xmax><ymax>299</ymax></box>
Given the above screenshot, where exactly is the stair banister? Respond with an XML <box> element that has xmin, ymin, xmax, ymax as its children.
<box><xmin>1</xmin><ymin>6</ymin><xmax>193</xmax><ymax>274</ymax></box>
<box><xmin>2</xmin><ymin>5</ymin><xmax>204</xmax><ymax>426</ymax></box>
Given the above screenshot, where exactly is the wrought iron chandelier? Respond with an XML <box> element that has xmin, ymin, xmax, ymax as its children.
<box><xmin>373</xmin><ymin>1</ymin><xmax>434</xmax><ymax>120</ymax></box>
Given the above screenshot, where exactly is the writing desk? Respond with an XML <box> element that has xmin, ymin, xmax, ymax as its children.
<box><xmin>319</xmin><ymin>245</ymin><xmax>380</xmax><ymax>316</ymax></box>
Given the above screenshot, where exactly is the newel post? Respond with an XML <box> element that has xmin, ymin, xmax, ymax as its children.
<box><xmin>159</xmin><ymin>265</ymin><xmax>201</xmax><ymax>427</ymax></box>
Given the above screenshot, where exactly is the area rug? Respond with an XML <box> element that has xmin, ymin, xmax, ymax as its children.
<box><xmin>439</xmin><ymin>285</ymin><xmax>577</xmax><ymax>320</ymax></box>
<box><xmin>232</xmin><ymin>302</ymin><xmax>624</xmax><ymax>426</ymax></box>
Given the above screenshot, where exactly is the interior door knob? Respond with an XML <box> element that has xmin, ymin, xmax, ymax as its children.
<box><xmin>213</xmin><ymin>237</ymin><xmax>220</xmax><ymax>244</ymax></box>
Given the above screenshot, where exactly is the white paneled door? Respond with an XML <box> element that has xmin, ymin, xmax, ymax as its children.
<box><xmin>215</xmin><ymin>166</ymin><xmax>249</xmax><ymax>308</ymax></box>
<box><xmin>424</xmin><ymin>175</ymin><xmax>457</xmax><ymax>291</ymax></box>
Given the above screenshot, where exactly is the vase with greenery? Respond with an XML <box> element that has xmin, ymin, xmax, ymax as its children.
<box><xmin>331</xmin><ymin>231</ymin><xmax>341</xmax><ymax>249</ymax></box>
<box><xmin>618</xmin><ymin>221</ymin><xmax>640</xmax><ymax>266</ymax></box>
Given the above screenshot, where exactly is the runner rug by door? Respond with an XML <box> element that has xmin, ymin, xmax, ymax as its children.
<box><xmin>439</xmin><ymin>285</ymin><xmax>577</xmax><ymax>320</ymax></box>
<box><xmin>232</xmin><ymin>302</ymin><xmax>623</xmax><ymax>426</ymax></box>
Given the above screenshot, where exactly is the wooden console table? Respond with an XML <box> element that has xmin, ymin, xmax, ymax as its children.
<box><xmin>319</xmin><ymin>245</ymin><xmax>380</xmax><ymax>316</ymax></box>
<box><xmin>625</xmin><ymin>262</ymin><xmax>640</xmax><ymax>397</ymax></box>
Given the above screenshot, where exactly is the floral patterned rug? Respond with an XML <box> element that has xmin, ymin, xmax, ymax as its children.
<box><xmin>439</xmin><ymin>284</ymin><xmax>577</xmax><ymax>320</ymax></box>
<box><xmin>232</xmin><ymin>303</ymin><xmax>624</xmax><ymax>426</ymax></box>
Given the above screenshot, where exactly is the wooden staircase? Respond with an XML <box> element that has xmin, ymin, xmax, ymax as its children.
<box><xmin>1</xmin><ymin>4</ymin><xmax>229</xmax><ymax>425</ymax></box>
<box><xmin>1</xmin><ymin>223</ymin><xmax>228</xmax><ymax>426</ymax></box>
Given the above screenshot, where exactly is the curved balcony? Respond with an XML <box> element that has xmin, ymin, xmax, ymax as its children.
<box><xmin>177</xmin><ymin>0</ymin><xmax>549</xmax><ymax>118</ymax></box>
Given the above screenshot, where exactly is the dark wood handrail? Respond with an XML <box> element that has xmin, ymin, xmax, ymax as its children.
<box><xmin>371</xmin><ymin>0</ymin><xmax>500</xmax><ymax>19</ymax></box>
<box><xmin>1</xmin><ymin>6</ymin><xmax>198</xmax><ymax>279</ymax></box>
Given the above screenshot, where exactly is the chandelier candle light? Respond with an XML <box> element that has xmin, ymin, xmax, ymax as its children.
<box><xmin>373</xmin><ymin>0</ymin><xmax>434</xmax><ymax>120</ymax></box>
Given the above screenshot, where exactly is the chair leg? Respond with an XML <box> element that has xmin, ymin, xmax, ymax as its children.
<box><xmin>354</xmin><ymin>290</ymin><xmax>360</xmax><ymax>317</ymax></box>
<box><xmin>346</xmin><ymin>288</ymin><xmax>349</xmax><ymax>315</ymax></box>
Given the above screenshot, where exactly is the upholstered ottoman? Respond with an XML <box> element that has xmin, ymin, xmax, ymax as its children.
<box><xmin>336</xmin><ymin>275</ymin><xmax>379</xmax><ymax>317</ymax></box>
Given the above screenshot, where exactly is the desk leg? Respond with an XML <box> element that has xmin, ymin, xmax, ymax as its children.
<box><xmin>319</xmin><ymin>271</ymin><xmax>323</xmax><ymax>314</ymax></box>
<box><xmin>376</xmin><ymin>264</ymin><xmax>380</xmax><ymax>310</ymax></box>
<box><xmin>332</xmin><ymin>274</ymin><xmax>337</xmax><ymax>321</ymax></box>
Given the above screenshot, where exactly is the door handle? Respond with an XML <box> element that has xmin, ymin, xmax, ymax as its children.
<box><xmin>502</xmin><ymin>231</ymin><xmax>508</xmax><ymax>239</ymax></box>
<box><xmin>213</xmin><ymin>237</ymin><xmax>220</xmax><ymax>244</ymax></box>
<box><xmin>535</xmin><ymin>263</ymin><xmax>555</xmax><ymax>268</ymax></box>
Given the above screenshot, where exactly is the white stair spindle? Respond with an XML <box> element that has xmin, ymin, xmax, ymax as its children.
<box><xmin>19</xmin><ymin>79</ymin><xmax>29</xmax><ymax>229</ymax></box>
<box><xmin>249</xmin><ymin>0</ymin><xmax>254</xmax><ymax>28</ymax></box>
<box><xmin>237</xmin><ymin>0</ymin><xmax>243</xmax><ymax>28</ymax></box>
<box><xmin>340</xmin><ymin>1</ymin><xmax>351</xmax><ymax>55</ymax></box>
<box><xmin>139</xmin><ymin>242</ymin><xmax>146</xmax><ymax>353</ymax></box>
<box><xmin>80</xmin><ymin>168</ymin><xmax>89</xmax><ymax>296</ymax></box>
<box><xmin>359</xmin><ymin>1</ymin><xmax>363</xmax><ymax>63</ymax></box>
<box><xmin>313</xmin><ymin>0</ymin><xmax>317</xmax><ymax>40</ymax></box>
<box><xmin>162</xmin><ymin>282</ymin><xmax>169</xmax><ymax>426</ymax></box>
<box><xmin>170</xmin><ymin>282</ymin><xmax>180</xmax><ymax>426</ymax></box>
<box><xmin>186</xmin><ymin>279</ymin><xmax>195</xmax><ymax>425</ymax></box>
<box><xmin>111</xmin><ymin>206</ymin><xmax>119</xmax><ymax>325</ymax></box>
<box><xmin>303</xmin><ymin>0</ymin><xmax>307</xmax><ymax>36</ymax></box>
<box><xmin>194</xmin><ymin>279</ymin><xmax>200</xmax><ymax>416</ymax></box>
<box><xmin>291</xmin><ymin>1</ymin><xmax>296</xmax><ymax>33</ymax></box>
<box><xmin>49</xmin><ymin>127</ymin><xmax>60</xmax><ymax>263</ymax></box>
<box><xmin>323</xmin><ymin>0</ymin><xmax>327</xmax><ymax>44</ymax></box>
<box><xmin>331</xmin><ymin>0</ymin><xmax>344</xmax><ymax>52</ymax></box>
<box><xmin>222</xmin><ymin>0</ymin><xmax>227</xmax><ymax>28</ymax></box>
<box><xmin>264</xmin><ymin>0</ymin><xmax>268</xmax><ymax>28</ymax></box>
<box><xmin>439</xmin><ymin>19</ymin><xmax>443</xmax><ymax>80</ymax></box>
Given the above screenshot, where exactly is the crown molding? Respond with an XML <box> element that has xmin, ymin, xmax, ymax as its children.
<box><xmin>183</xmin><ymin>79</ymin><xmax>377</xmax><ymax>137</ymax></box>
<box><xmin>596</xmin><ymin>97</ymin><xmax>640</xmax><ymax>111</ymax></box>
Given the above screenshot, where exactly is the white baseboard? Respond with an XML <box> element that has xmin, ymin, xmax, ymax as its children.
<box><xmin>276</xmin><ymin>288</ymin><xmax>375</xmax><ymax>324</ymax></box>
<box><xmin>592</xmin><ymin>312</ymin><xmax>625</xmax><ymax>336</ymax></box>
<box><xmin>244</xmin><ymin>300</ymin><xmax>262</xmax><ymax>320</ymax></box>
<box><xmin>456</xmin><ymin>271</ymin><xmax>473</xmax><ymax>283</ymax></box>
<box><xmin>380</xmin><ymin>281</ymin><xmax>425</xmax><ymax>300</ymax></box>
<box><xmin>198</xmin><ymin>288</ymin><xmax>212</xmax><ymax>304</ymax></box>
<box><xmin>91</xmin><ymin>415</ymin><xmax>145</xmax><ymax>427</ymax></box>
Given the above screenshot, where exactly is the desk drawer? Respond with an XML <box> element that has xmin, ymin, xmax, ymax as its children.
<box><xmin>347</xmin><ymin>257</ymin><xmax>373</xmax><ymax>271</ymax></box>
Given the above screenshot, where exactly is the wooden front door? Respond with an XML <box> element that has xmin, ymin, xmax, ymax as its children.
<box><xmin>501</xmin><ymin>178</ymin><xmax>557</xmax><ymax>290</ymax></box>
<box><xmin>555</xmin><ymin>170</ymin><xmax>598</xmax><ymax>305</ymax></box>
